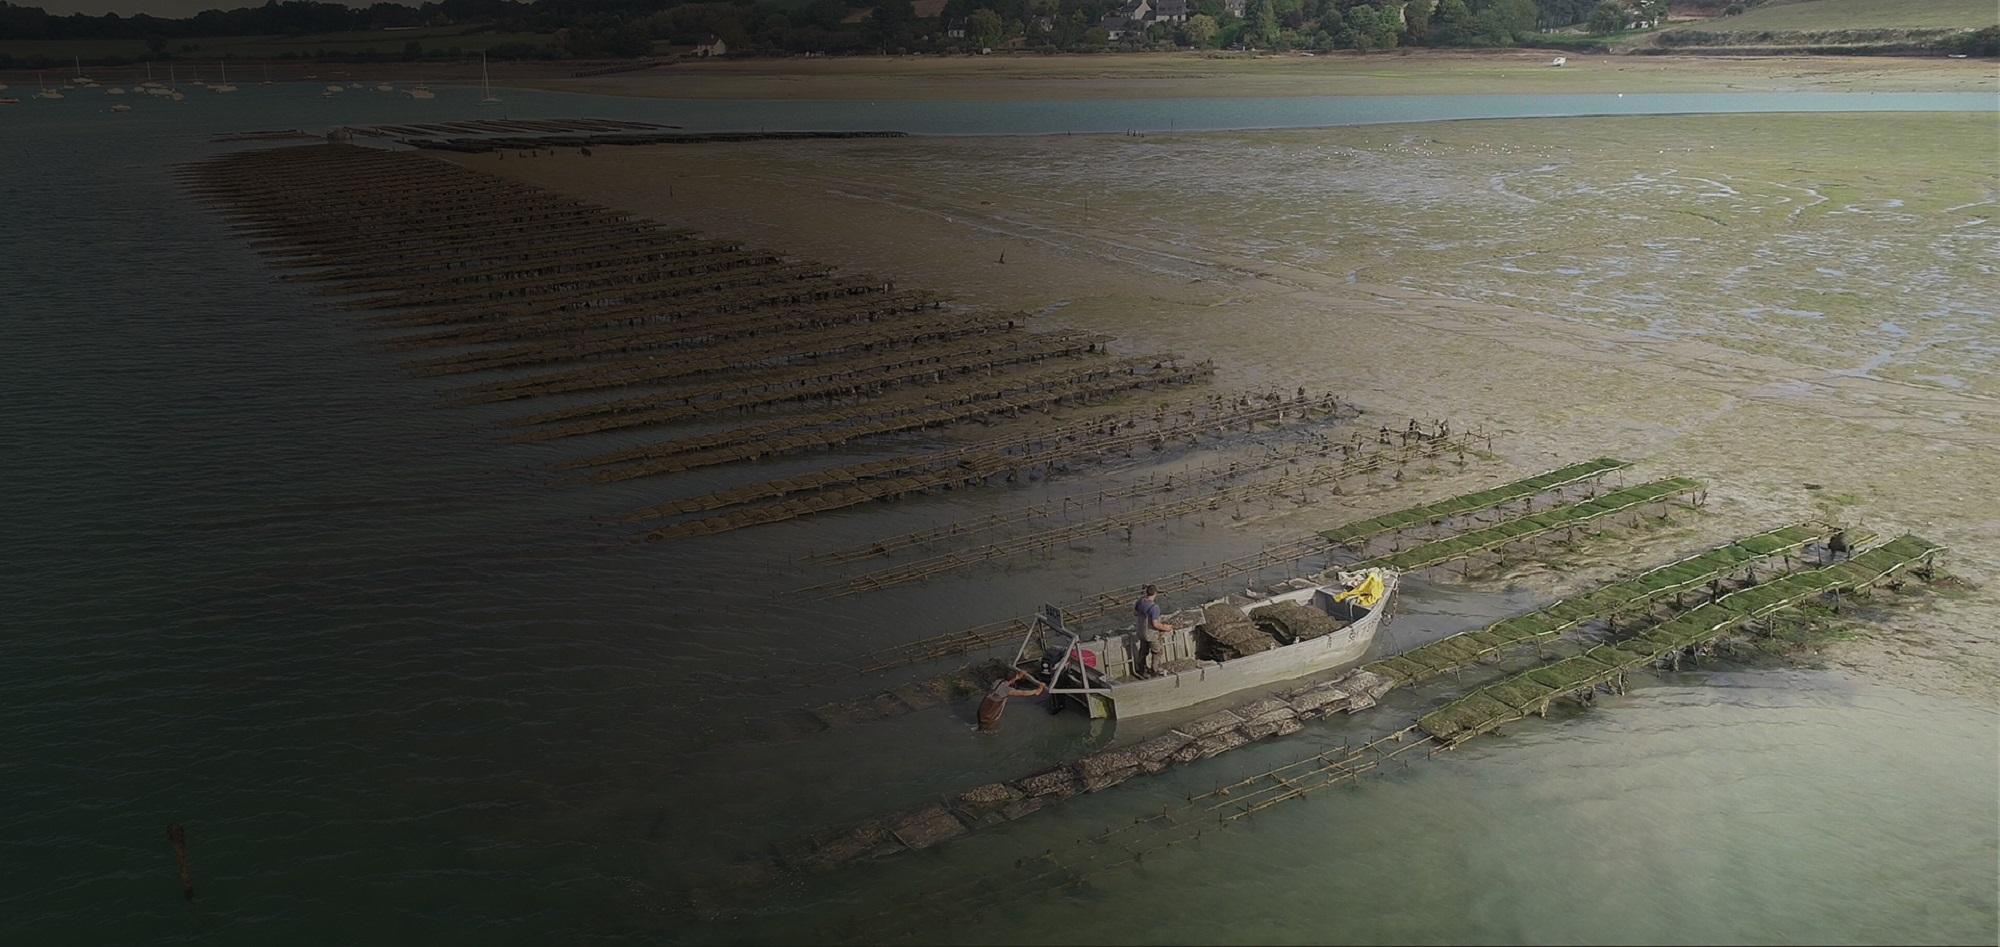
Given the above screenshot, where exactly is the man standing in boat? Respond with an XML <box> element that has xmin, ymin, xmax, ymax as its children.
<box><xmin>1133</xmin><ymin>584</ymin><xmax>1177</xmax><ymax>678</ymax></box>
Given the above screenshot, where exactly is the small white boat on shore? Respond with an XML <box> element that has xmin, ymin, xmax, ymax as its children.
<box><xmin>1018</xmin><ymin>569</ymin><xmax>1399</xmax><ymax>719</ymax></box>
<box><xmin>403</xmin><ymin>82</ymin><xmax>435</xmax><ymax>100</ymax></box>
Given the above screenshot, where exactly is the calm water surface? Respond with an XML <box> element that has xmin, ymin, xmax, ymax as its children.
<box><xmin>1</xmin><ymin>86</ymin><xmax>1994</xmax><ymax>944</ymax></box>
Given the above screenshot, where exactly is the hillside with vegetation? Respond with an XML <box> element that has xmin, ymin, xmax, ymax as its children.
<box><xmin>0</xmin><ymin>0</ymin><xmax>1675</xmax><ymax>65</ymax></box>
<box><xmin>0</xmin><ymin>0</ymin><xmax>1993</xmax><ymax>67</ymax></box>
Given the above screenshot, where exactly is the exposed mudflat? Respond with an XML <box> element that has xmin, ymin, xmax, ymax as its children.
<box><xmin>8</xmin><ymin>78</ymin><xmax>1995</xmax><ymax>944</ymax></box>
<box><xmin>515</xmin><ymin>50</ymin><xmax>2000</xmax><ymax>101</ymax></box>
<box><xmin>463</xmin><ymin>110</ymin><xmax>2000</xmax><ymax>692</ymax></box>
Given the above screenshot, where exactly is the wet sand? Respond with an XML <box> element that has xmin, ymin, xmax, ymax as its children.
<box><xmin>458</xmin><ymin>108</ymin><xmax>2000</xmax><ymax>692</ymax></box>
<box><xmin>521</xmin><ymin>50</ymin><xmax>2000</xmax><ymax>100</ymax></box>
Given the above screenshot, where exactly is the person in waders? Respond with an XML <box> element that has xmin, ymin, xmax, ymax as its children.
<box><xmin>976</xmin><ymin>671</ymin><xmax>1047</xmax><ymax>732</ymax></box>
<box><xmin>1133</xmin><ymin>584</ymin><xmax>1176</xmax><ymax>678</ymax></box>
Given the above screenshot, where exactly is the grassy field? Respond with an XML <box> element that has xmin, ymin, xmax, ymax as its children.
<box><xmin>0</xmin><ymin>26</ymin><xmax>557</xmax><ymax>62</ymax></box>
<box><xmin>1534</xmin><ymin>29</ymin><xmax>1659</xmax><ymax>47</ymax></box>
<box><xmin>1671</xmin><ymin>0</ymin><xmax>1999</xmax><ymax>33</ymax></box>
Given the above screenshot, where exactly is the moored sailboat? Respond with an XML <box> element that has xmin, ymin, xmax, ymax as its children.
<box><xmin>478</xmin><ymin>52</ymin><xmax>501</xmax><ymax>106</ymax></box>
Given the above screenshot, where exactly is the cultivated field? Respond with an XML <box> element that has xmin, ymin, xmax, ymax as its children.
<box><xmin>1673</xmin><ymin>0</ymin><xmax>2000</xmax><ymax>33</ymax></box>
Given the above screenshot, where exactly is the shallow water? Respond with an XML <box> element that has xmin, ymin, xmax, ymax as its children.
<box><xmin>2</xmin><ymin>86</ymin><xmax>1995</xmax><ymax>943</ymax></box>
<box><xmin>3</xmin><ymin>83</ymin><xmax>1993</xmax><ymax>137</ymax></box>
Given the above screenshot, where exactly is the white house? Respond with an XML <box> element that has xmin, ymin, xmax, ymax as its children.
<box><xmin>1099</xmin><ymin>0</ymin><xmax>1150</xmax><ymax>38</ymax></box>
<box><xmin>1095</xmin><ymin>0</ymin><xmax>1226</xmax><ymax>40</ymax></box>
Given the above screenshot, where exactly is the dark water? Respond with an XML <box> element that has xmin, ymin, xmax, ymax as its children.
<box><xmin>2</xmin><ymin>86</ymin><xmax>1995</xmax><ymax>944</ymax></box>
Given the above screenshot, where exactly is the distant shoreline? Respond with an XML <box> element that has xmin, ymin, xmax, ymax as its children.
<box><xmin>8</xmin><ymin>49</ymin><xmax>1988</xmax><ymax>101</ymax></box>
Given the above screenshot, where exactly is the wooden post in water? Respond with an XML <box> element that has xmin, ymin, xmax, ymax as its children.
<box><xmin>166</xmin><ymin>823</ymin><xmax>194</xmax><ymax>901</ymax></box>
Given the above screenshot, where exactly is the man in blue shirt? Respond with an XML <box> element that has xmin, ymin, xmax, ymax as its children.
<box><xmin>1133</xmin><ymin>584</ymin><xmax>1176</xmax><ymax>678</ymax></box>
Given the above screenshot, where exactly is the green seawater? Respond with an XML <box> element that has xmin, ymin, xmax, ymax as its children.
<box><xmin>1</xmin><ymin>86</ymin><xmax>1994</xmax><ymax>944</ymax></box>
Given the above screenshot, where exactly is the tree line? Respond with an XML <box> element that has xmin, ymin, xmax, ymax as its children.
<box><xmin>0</xmin><ymin>0</ymin><xmax>1614</xmax><ymax>62</ymax></box>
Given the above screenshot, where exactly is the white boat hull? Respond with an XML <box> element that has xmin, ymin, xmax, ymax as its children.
<box><xmin>1055</xmin><ymin>571</ymin><xmax>1396</xmax><ymax>720</ymax></box>
<box><xmin>1106</xmin><ymin>609</ymin><xmax>1381</xmax><ymax>717</ymax></box>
